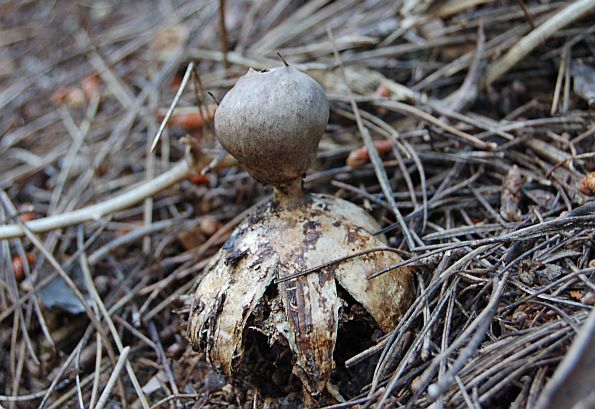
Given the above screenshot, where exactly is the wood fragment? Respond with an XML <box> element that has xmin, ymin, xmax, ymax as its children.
<box><xmin>500</xmin><ymin>165</ymin><xmax>524</xmax><ymax>222</ymax></box>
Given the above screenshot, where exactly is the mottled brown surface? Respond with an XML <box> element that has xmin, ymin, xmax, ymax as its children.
<box><xmin>188</xmin><ymin>193</ymin><xmax>412</xmax><ymax>401</ymax></box>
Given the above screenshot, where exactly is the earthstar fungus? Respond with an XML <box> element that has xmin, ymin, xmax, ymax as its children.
<box><xmin>187</xmin><ymin>65</ymin><xmax>413</xmax><ymax>403</ymax></box>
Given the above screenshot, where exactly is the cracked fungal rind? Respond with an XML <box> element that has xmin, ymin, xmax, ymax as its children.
<box><xmin>188</xmin><ymin>193</ymin><xmax>413</xmax><ymax>397</ymax></box>
<box><xmin>187</xmin><ymin>221</ymin><xmax>280</xmax><ymax>375</ymax></box>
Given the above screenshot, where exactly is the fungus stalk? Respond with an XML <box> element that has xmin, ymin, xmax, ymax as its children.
<box><xmin>274</xmin><ymin>177</ymin><xmax>305</xmax><ymax>204</ymax></box>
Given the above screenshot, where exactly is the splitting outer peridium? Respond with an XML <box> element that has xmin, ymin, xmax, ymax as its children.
<box><xmin>188</xmin><ymin>194</ymin><xmax>413</xmax><ymax>399</ymax></box>
<box><xmin>188</xmin><ymin>221</ymin><xmax>280</xmax><ymax>375</ymax></box>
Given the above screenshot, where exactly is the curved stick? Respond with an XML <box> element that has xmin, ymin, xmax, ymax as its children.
<box><xmin>0</xmin><ymin>160</ymin><xmax>192</xmax><ymax>240</ymax></box>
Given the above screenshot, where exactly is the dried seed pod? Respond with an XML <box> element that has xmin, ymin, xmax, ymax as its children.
<box><xmin>214</xmin><ymin>66</ymin><xmax>329</xmax><ymax>186</ymax></box>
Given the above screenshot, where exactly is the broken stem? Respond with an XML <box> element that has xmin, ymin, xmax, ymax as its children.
<box><xmin>0</xmin><ymin>160</ymin><xmax>192</xmax><ymax>240</ymax></box>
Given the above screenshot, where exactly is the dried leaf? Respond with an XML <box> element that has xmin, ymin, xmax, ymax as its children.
<box><xmin>11</xmin><ymin>253</ymin><xmax>35</xmax><ymax>282</ymax></box>
<box><xmin>346</xmin><ymin>140</ymin><xmax>393</xmax><ymax>168</ymax></box>
<box><xmin>578</xmin><ymin>172</ymin><xmax>595</xmax><ymax>196</ymax></box>
<box><xmin>159</xmin><ymin>106</ymin><xmax>216</xmax><ymax>130</ymax></box>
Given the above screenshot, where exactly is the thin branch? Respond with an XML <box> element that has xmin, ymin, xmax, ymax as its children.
<box><xmin>150</xmin><ymin>62</ymin><xmax>195</xmax><ymax>152</ymax></box>
<box><xmin>219</xmin><ymin>0</ymin><xmax>229</xmax><ymax>69</ymax></box>
<box><xmin>94</xmin><ymin>346</ymin><xmax>130</xmax><ymax>409</ymax></box>
<box><xmin>0</xmin><ymin>160</ymin><xmax>192</xmax><ymax>240</ymax></box>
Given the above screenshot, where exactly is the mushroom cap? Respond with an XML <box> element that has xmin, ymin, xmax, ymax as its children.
<box><xmin>214</xmin><ymin>66</ymin><xmax>329</xmax><ymax>186</ymax></box>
